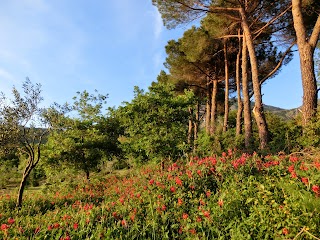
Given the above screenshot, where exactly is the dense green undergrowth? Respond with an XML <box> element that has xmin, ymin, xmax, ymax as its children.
<box><xmin>1</xmin><ymin>151</ymin><xmax>320</xmax><ymax>239</ymax></box>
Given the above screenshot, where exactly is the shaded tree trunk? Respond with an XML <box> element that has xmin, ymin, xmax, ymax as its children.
<box><xmin>292</xmin><ymin>0</ymin><xmax>320</xmax><ymax>126</ymax></box>
<box><xmin>236</xmin><ymin>32</ymin><xmax>243</xmax><ymax>136</ymax></box>
<box><xmin>193</xmin><ymin>101</ymin><xmax>200</xmax><ymax>154</ymax></box>
<box><xmin>240</xmin><ymin>7</ymin><xmax>269</xmax><ymax>149</ymax></box>
<box><xmin>17</xmin><ymin>169</ymin><xmax>31</xmax><ymax>208</ymax></box>
<box><xmin>85</xmin><ymin>170</ymin><xmax>90</xmax><ymax>181</ymax></box>
<box><xmin>188</xmin><ymin>107</ymin><xmax>193</xmax><ymax>145</ymax></box>
<box><xmin>241</xmin><ymin>34</ymin><xmax>253</xmax><ymax>148</ymax></box>
<box><xmin>223</xmin><ymin>40</ymin><xmax>229</xmax><ymax>132</ymax></box>
<box><xmin>205</xmin><ymin>78</ymin><xmax>212</xmax><ymax>134</ymax></box>
<box><xmin>210</xmin><ymin>80</ymin><xmax>218</xmax><ymax>135</ymax></box>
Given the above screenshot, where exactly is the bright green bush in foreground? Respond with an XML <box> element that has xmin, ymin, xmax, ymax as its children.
<box><xmin>0</xmin><ymin>151</ymin><xmax>320</xmax><ymax>239</ymax></box>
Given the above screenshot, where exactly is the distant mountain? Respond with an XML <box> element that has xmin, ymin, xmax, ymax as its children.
<box><xmin>263</xmin><ymin>104</ymin><xmax>300</xmax><ymax>120</ymax></box>
<box><xmin>229</xmin><ymin>99</ymin><xmax>300</xmax><ymax>120</ymax></box>
<box><xmin>263</xmin><ymin>100</ymin><xmax>320</xmax><ymax>120</ymax></box>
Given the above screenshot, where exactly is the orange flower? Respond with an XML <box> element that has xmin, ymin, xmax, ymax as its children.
<box><xmin>282</xmin><ymin>228</ymin><xmax>289</xmax><ymax>235</ymax></box>
<box><xmin>301</xmin><ymin>177</ymin><xmax>309</xmax><ymax>185</ymax></box>
<box><xmin>175</xmin><ymin>177</ymin><xmax>183</xmax><ymax>186</ymax></box>
<box><xmin>218</xmin><ymin>199</ymin><xmax>224</xmax><ymax>207</ymax></box>
<box><xmin>177</xmin><ymin>198</ymin><xmax>183</xmax><ymax>206</ymax></box>
<box><xmin>7</xmin><ymin>218</ymin><xmax>15</xmax><ymax>225</ymax></box>
<box><xmin>121</xmin><ymin>219</ymin><xmax>127</xmax><ymax>227</ymax></box>
<box><xmin>312</xmin><ymin>185</ymin><xmax>319</xmax><ymax>195</ymax></box>
<box><xmin>182</xmin><ymin>213</ymin><xmax>188</xmax><ymax>219</ymax></box>
<box><xmin>73</xmin><ymin>223</ymin><xmax>79</xmax><ymax>230</ymax></box>
<box><xmin>34</xmin><ymin>227</ymin><xmax>40</xmax><ymax>234</ymax></box>
<box><xmin>1</xmin><ymin>224</ymin><xmax>9</xmax><ymax>231</ymax></box>
<box><xmin>53</xmin><ymin>223</ymin><xmax>60</xmax><ymax>229</ymax></box>
<box><xmin>206</xmin><ymin>191</ymin><xmax>211</xmax><ymax>198</ymax></box>
<box><xmin>203</xmin><ymin>210</ymin><xmax>210</xmax><ymax>218</ymax></box>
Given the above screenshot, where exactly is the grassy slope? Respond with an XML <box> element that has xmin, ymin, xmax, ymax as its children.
<box><xmin>0</xmin><ymin>151</ymin><xmax>320</xmax><ymax>239</ymax></box>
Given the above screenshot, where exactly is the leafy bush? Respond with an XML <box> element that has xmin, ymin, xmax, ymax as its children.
<box><xmin>114</xmin><ymin>83</ymin><xmax>195</xmax><ymax>164</ymax></box>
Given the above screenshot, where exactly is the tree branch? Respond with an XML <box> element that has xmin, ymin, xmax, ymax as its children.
<box><xmin>259</xmin><ymin>41</ymin><xmax>296</xmax><ymax>84</ymax></box>
<box><xmin>309</xmin><ymin>14</ymin><xmax>320</xmax><ymax>49</ymax></box>
<box><xmin>175</xmin><ymin>0</ymin><xmax>210</xmax><ymax>13</ymax></box>
<box><xmin>253</xmin><ymin>4</ymin><xmax>292</xmax><ymax>40</ymax></box>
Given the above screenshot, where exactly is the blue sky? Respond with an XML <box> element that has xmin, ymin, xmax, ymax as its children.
<box><xmin>0</xmin><ymin>0</ymin><xmax>305</xmax><ymax>110</ymax></box>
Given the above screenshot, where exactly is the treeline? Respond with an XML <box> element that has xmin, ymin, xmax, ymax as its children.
<box><xmin>152</xmin><ymin>0</ymin><xmax>320</xmax><ymax>150</ymax></box>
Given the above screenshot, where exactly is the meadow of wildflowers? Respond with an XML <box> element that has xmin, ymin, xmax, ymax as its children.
<box><xmin>0</xmin><ymin>150</ymin><xmax>319</xmax><ymax>239</ymax></box>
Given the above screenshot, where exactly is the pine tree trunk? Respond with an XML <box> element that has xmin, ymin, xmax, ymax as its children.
<box><xmin>205</xmin><ymin>80</ymin><xmax>211</xmax><ymax>134</ymax></box>
<box><xmin>236</xmin><ymin>34</ymin><xmax>243</xmax><ymax>136</ymax></box>
<box><xmin>241</xmin><ymin>34</ymin><xmax>253</xmax><ymax>148</ymax></box>
<box><xmin>210</xmin><ymin>80</ymin><xmax>218</xmax><ymax>135</ymax></box>
<box><xmin>223</xmin><ymin>40</ymin><xmax>229</xmax><ymax>132</ymax></box>
<box><xmin>292</xmin><ymin>0</ymin><xmax>320</xmax><ymax>126</ymax></box>
<box><xmin>240</xmin><ymin>7</ymin><xmax>269</xmax><ymax>149</ymax></box>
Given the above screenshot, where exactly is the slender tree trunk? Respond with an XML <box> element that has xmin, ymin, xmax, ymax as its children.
<box><xmin>188</xmin><ymin>107</ymin><xmax>193</xmax><ymax>145</ymax></box>
<box><xmin>193</xmin><ymin>101</ymin><xmax>200</xmax><ymax>154</ymax></box>
<box><xmin>236</xmin><ymin>32</ymin><xmax>243</xmax><ymax>136</ymax></box>
<box><xmin>223</xmin><ymin>40</ymin><xmax>229</xmax><ymax>132</ymax></box>
<box><xmin>205</xmin><ymin>79</ymin><xmax>211</xmax><ymax>134</ymax></box>
<box><xmin>242</xmin><ymin>34</ymin><xmax>253</xmax><ymax>148</ymax></box>
<box><xmin>16</xmin><ymin>171</ymin><xmax>31</xmax><ymax>208</ymax></box>
<box><xmin>240</xmin><ymin>7</ymin><xmax>269</xmax><ymax>149</ymax></box>
<box><xmin>292</xmin><ymin>0</ymin><xmax>320</xmax><ymax>126</ymax></box>
<box><xmin>210</xmin><ymin>80</ymin><xmax>218</xmax><ymax>135</ymax></box>
<box><xmin>85</xmin><ymin>170</ymin><xmax>90</xmax><ymax>181</ymax></box>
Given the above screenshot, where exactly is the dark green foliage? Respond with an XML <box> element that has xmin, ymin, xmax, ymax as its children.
<box><xmin>113</xmin><ymin>82</ymin><xmax>195</xmax><ymax>163</ymax></box>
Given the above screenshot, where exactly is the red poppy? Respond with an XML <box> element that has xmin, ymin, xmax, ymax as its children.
<box><xmin>218</xmin><ymin>199</ymin><xmax>224</xmax><ymax>207</ymax></box>
<box><xmin>177</xmin><ymin>198</ymin><xmax>183</xmax><ymax>206</ymax></box>
<box><xmin>182</xmin><ymin>213</ymin><xmax>188</xmax><ymax>219</ymax></box>
<box><xmin>170</xmin><ymin>186</ymin><xmax>176</xmax><ymax>193</ymax></box>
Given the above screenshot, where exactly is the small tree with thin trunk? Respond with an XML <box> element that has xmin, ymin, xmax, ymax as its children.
<box><xmin>44</xmin><ymin>90</ymin><xmax>120</xmax><ymax>180</ymax></box>
<box><xmin>0</xmin><ymin>78</ymin><xmax>47</xmax><ymax>208</ymax></box>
